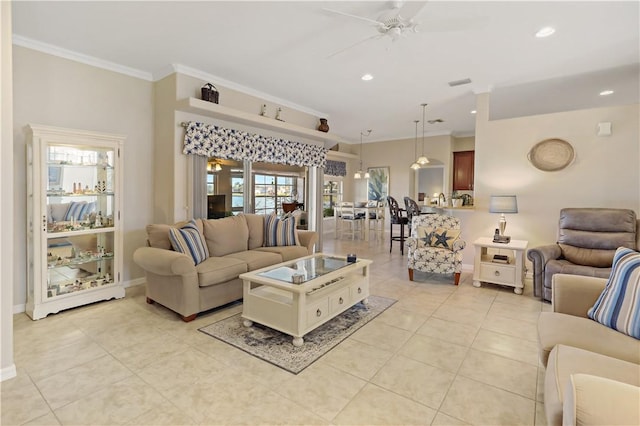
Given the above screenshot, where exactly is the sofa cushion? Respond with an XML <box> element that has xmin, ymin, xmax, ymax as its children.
<box><xmin>196</xmin><ymin>256</ymin><xmax>247</xmax><ymax>287</ymax></box>
<box><xmin>224</xmin><ymin>250</ymin><xmax>282</xmax><ymax>271</ymax></box>
<box><xmin>543</xmin><ymin>260</ymin><xmax>611</xmax><ymax>292</ymax></box>
<box><xmin>538</xmin><ymin>312</ymin><xmax>640</xmax><ymax>366</ymax></box>
<box><xmin>544</xmin><ymin>344</ymin><xmax>640</xmax><ymax>426</ymax></box>
<box><xmin>588</xmin><ymin>247</ymin><xmax>640</xmax><ymax>339</ymax></box>
<box><xmin>559</xmin><ymin>244</ymin><xmax>616</xmax><ymax>268</ymax></box>
<box><xmin>254</xmin><ymin>245</ymin><xmax>309</xmax><ymax>262</ymax></box>
<box><xmin>168</xmin><ymin>219</ymin><xmax>209</xmax><ymax>265</ymax></box>
<box><xmin>564</xmin><ymin>374</ymin><xmax>640</xmax><ymax>426</ymax></box>
<box><xmin>264</xmin><ymin>213</ymin><xmax>299</xmax><ymax>247</ymax></box>
<box><xmin>242</xmin><ymin>214</ymin><xmax>265</xmax><ymax>250</ymax></box>
<box><xmin>146</xmin><ymin>220</ymin><xmax>197</xmax><ymax>250</ymax></box>
<box><xmin>203</xmin><ymin>215</ymin><xmax>249</xmax><ymax>257</ymax></box>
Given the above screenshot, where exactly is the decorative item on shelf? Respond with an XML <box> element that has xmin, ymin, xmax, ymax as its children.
<box><xmin>275</xmin><ymin>107</ymin><xmax>284</xmax><ymax>122</ymax></box>
<box><xmin>260</xmin><ymin>104</ymin><xmax>267</xmax><ymax>116</ymax></box>
<box><xmin>317</xmin><ymin>118</ymin><xmax>330</xmax><ymax>133</ymax></box>
<box><xmin>354</xmin><ymin>129</ymin><xmax>372</xmax><ymax>179</ymax></box>
<box><xmin>201</xmin><ymin>83</ymin><xmax>219</xmax><ymax>104</ymax></box>
<box><xmin>489</xmin><ymin>195</ymin><xmax>518</xmax><ymax>241</ymax></box>
<box><xmin>417</xmin><ymin>103</ymin><xmax>430</xmax><ymax>165</ymax></box>
<box><xmin>410</xmin><ymin>120</ymin><xmax>421</xmax><ymax>170</ymax></box>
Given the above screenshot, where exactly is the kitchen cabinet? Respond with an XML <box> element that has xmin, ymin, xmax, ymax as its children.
<box><xmin>453</xmin><ymin>150</ymin><xmax>474</xmax><ymax>191</ymax></box>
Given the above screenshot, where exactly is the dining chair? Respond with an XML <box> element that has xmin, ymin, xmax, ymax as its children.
<box><xmin>367</xmin><ymin>200</ymin><xmax>385</xmax><ymax>241</ymax></box>
<box><xmin>337</xmin><ymin>202</ymin><xmax>364</xmax><ymax>240</ymax></box>
<box><xmin>387</xmin><ymin>196</ymin><xmax>409</xmax><ymax>254</ymax></box>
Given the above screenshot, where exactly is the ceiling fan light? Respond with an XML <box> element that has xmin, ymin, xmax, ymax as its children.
<box><xmin>417</xmin><ymin>156</ymin><xmax>429</xmax><ymax>165</ymax></box>
<box><xmin>410</xmin><ymin>162</ymin><xmax>421</xmax><ymax>170</ymax></box>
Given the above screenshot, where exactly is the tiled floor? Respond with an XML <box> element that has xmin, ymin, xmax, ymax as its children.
<box><xmin>2</xmin><ymin>234</ymin><xmax>551</xmax><ymax>425</ymax></box>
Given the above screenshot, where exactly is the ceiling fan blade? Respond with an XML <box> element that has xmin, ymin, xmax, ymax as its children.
<box><xmin>396</xmin><ymin>1</ymin><xmax>428</xmax><ymax>20</ymax></box>
<box><xmin>323</xmin><ymin>8</ymin><xmax>382</xmax><ymax>26</ymax></box>
<box><xmin>326</xmin><ymin>34</ymin><xmax>384</xmax><ymax>59</ymax></box>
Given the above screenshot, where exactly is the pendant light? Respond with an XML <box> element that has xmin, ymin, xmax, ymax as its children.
<box><xmin>410</xmin><ymin>120</ymin><xmax>421</xmax><ymax>170</ymax></box>
<box><xmin>417</xmin><ymin>103</ymin><xmax>430</xmax><ymax>165</ymax></box>
<box><xmin>354</xmin><ymin>129</ymin><xmax>372</xmax><ymax>179</ymax></box>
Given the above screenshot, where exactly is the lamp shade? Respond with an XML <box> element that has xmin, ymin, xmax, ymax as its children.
<box><xmin>489</xmin><ymin>195</ymin><xmax>518</xmax><ymax>213</ymax></box>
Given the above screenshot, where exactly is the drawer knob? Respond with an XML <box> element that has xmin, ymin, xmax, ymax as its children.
<box><xmin>357</xmin><ymin>287</ymin><xmax>362</xmax><ymax>294</ymax></box>
<box><xmin>339</xmin><ymin>297</ymin><xmax>344</xmax><ymax>304</ymax></box>
<box><xmin>494</xmin><ymin>270</ymin><xmax>500</xmax><ymax>276</ymax></box>
<box><xmin>316</xmin><ymin>308</ymin><xmax>322</xmax><ymax>317</ymax></box>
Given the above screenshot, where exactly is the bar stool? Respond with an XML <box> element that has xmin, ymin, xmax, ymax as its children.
<box><xmin>387</xmin><ymin>196</ymin><xmax>409</xmax><ymax>254</ymax></box>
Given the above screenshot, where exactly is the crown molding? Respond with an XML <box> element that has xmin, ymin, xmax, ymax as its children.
<box><xmin>12</xmin><ymin>35</ymin><xmax>153</xmax><ymax>81</ymax></box>
<box><xmin>159</xmin><ymin>63</ymin><xmax>329</xmax><ymax>119</ymax></box>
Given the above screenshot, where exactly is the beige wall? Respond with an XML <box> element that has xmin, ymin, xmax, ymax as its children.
<box><xmin>357</xmin><ymin>96</ymin><xmax>639</xmax><ymax>269</ymax></box>
<box><xmin>156</xmin><ymin>72</ymin><xmax>325</xmax><ymax>224</ymax></box>
<box><xmin>1</xmin><ymin>0</ymin><xmax>16</xmax><ymax>381</ymax></box>
<box><xmin>12</xmin><ymin>46</ymin><xmax>155</xmax><ymax>306</ymax></box>
<box><xmin>352</xmin><ymin>134</ymin><xmax>454</xmax><ymax>203</ymax></box>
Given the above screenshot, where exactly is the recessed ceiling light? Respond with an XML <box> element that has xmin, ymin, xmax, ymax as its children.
<box><xmin>470</xmin><ymin>110</ymin><xmax>477</xmax><ymax>114</ymax></box>
<box><xmin>599</xmin><ymin>90</ymin><xmax>614</xmax><ymax>96</ymax></box>
<box><xmin>535</xmin><ymin>26</ymin><xmax>556</xmax><ymax>38</ymax></box>
<box><xmin>361</xmin><ymin>74</ymin><xmax>373</xmax><ymax>81</ymax></box>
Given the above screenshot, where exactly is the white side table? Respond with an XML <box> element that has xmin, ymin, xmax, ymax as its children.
<box><xmin>472</xmin><ymin>237</ymin><xmax>528</xmax><ymax>294</ymax></box>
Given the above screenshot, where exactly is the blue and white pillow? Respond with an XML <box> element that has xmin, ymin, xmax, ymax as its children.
<box><xmin>588</xmin><ymin>247</ymin><xmax>640</xmax><ymax>339</ymax></box>
<box><xmin>168</xmin><ymin>219</ymin><xmax>209</xmax><ymax>265</ymax></box>
<box><xmin>264</xmin><ymin>213</ymin><xmax>298</xmax><ymax>247</ymax></box>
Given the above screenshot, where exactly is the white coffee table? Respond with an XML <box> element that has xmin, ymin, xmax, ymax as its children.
<box><xmin>239</xmin><ymin>254</ymin><xmax>372</xmax><ymax>346</ymax></box>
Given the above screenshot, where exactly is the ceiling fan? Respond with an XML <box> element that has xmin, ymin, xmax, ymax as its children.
<box><xmin>324</xmin><ymin>1</ymin><xmax>427</xmax><ymax>58</ymax></box>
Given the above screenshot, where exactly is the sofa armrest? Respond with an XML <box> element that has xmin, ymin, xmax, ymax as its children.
<box><xmin>563</xmin><ymin>374</ymin><xmax>640</xmax><ymax>426</ymax></box>
<box><xmin>552</xmin><ymin>274</ymin><xmax>607</xmax><ymax>317</ymax></box>
<box><xmin>297</xmin><ymin>230</ymin><xmax>318</xmax><ymax>254</ymax></box>
<box><xmin>133</xmin><ymin>247</ymin><xmax>196</xmax><ymax>276</ymax></box>
<box><xmin>527</xmin><ymin>244</ymin><xmax>562</xmax><ymax>298</ymax></box>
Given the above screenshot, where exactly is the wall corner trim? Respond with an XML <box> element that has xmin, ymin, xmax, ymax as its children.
<box><xmin>0</xmin><ymin>364</ymin><xmax>17</xmax><ymax>382</ymax></box>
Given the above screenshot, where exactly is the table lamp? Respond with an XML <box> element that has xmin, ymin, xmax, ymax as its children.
<box><xmin>489</xmin><ymin>195</ymin><xmax>518</xmax><ymax>236</ymax></box>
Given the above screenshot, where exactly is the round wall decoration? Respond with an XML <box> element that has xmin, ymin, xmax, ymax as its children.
<box><xmin>527</xmin><ymin>138</ymin><xmax>575</xmax><ymax>171</ymax></box>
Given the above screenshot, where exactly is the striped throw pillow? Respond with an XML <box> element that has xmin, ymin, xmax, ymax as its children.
<box><xmin>264</xmin><ymin>213</ymin><xmax>299</xmax><ymax>247</ymax></box>
<box><xmin>168</xmin><ymin>219</ymin><xmax>209</xmax><ymax>265</ymax></box>
<box><xmin>588</xmin><ymin>247</ymin><xmax>640</xmax><ymax>339</ymax></box>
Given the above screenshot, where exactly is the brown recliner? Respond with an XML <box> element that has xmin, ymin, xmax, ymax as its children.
<box><xmin>527</xmin><ymin>208</ymin><xmax>637</xmax><ymax>302</ymax></box>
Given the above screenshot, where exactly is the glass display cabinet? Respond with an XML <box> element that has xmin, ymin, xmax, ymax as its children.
<box><xmin>26</xmin><ymin>124</ymin><xmax>124</xmax><ymax>320</ymax></box>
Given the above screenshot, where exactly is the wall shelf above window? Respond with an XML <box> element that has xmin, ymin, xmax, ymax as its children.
<box><xmin>176</xmin><ymin>97</ymin><xmax>349</xmax><ymax>146</ymax></box>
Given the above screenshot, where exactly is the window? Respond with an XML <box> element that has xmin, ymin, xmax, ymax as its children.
<box><xmin>323</xmin><ymin>180</ymin><xmax>342</xmax><ymax>217</ymax></box>
<box><xmin>231</xmin><ymin>174</ymin><xmax>244</xmax><ymax>215</ymax></box>
<box><xmin>254</xmin><ymin>173</ymin><xmax>300</xmax><ymax>216</ymax></box>
<box><xmin>206</xmin><ymin>173</ymin><xmax>216</xmax><ymax>195</ymax></box>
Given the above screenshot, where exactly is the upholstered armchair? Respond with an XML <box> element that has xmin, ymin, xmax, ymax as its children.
<box><xmin>527</xmin><ymin>208</ymin><xmax>637</xmax><ymax>302</ymax></box>
<box><xmin>407</xmin><ymin>214</ymin><xmax>466</xmax><ymax>285</ymax></box>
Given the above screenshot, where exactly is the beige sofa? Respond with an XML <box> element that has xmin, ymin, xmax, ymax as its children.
<box><xmin>538</xmin><ymin>274</ymin><xmax>640</xmax><ymax>425</ymax></box>
<box><xmin>133</xmin><ymin>214</ymin><xmax>318</xmax><ymax>321</ymax></box>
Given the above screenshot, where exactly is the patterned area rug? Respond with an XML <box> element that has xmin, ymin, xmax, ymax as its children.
<box><xmin>198</xmin><ymin>295</ymin><xmax>396</xmax><ymax>374</ymax></box>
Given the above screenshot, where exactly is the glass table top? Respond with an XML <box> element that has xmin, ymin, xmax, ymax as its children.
<box><xmin>257</xmin><ymin>255</ymin><xmax>355</xmax><ymax>284</ymax></box>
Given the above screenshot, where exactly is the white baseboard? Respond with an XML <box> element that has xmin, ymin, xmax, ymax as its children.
<box><xmin>123</xmin><ymin>277</ymin><xmax>146</xmax><ymax>288</ymax></box>
<box><xmin>13</xmin><ymin>304</ymin><xmax>25</xmax><ymax>314</ymax></box>
<box><xmin>0</xmin><ymin>364</ymin><xmax>17</xmax><ymax>382</ymax></box>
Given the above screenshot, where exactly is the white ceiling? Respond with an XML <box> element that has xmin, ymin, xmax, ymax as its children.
<box><xmin>11</xmin><ymin>1</ymin><xmax>640</xmax><ymax>143</ymax></box>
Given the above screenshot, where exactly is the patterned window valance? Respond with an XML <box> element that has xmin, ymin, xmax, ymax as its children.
<box><xmin>182</xmin><ymin>121</ymin><xmax>327</xmax><ymax>168</ymax></box>
<box><xmin>325</xmin><ymin>160</ymin><xmax>347</xmax><ymax>177</ymax></box>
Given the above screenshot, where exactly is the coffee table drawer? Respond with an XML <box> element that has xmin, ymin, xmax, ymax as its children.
<box><xmin>306</xmin><ymin>299</ymin><xmax>329</xmax><ymax>328</ymax></box>
<box><xmin>349</xmin><ymin>282</ymin><xmax>368</xmax><ymax>303</ymax></box>
<box><xmin>479</xmin><ymin>263</ymin><xmax>515</xmax><ymax>285</ymax></box>
<box><xmin>329</xmin><ymin>288</ymin><xmax>351</xmax><ymax>314</ymax></box>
